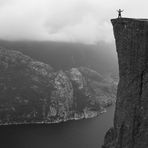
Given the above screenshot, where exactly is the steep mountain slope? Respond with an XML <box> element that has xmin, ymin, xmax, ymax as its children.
<box><xmin>0</xmin><ymin>47</ymin><xmax>116</xmax><ymax>125</ymax></box>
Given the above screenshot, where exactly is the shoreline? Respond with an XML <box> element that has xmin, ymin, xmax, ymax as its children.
<box><xmin>0</xmin><ymin>108</ymin><xmax>107</xmax><ymax>126</ymax></box>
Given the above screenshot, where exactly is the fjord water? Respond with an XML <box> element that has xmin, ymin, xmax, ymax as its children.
<box><xmin>0</xmin><ymin>105</ymin><xmax>115</xmax><ymax>148</ymax></box>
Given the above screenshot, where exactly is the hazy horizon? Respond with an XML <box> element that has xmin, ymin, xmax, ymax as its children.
<box><xmin>0</xmin><ymin>40</ymin><xmax>118</xmax><ymax>76</ymax></box>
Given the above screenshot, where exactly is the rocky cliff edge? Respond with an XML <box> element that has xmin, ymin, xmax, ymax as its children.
<box><xmin>103</xmin><ymin>18</ymin><xmax>148</xmax><ymax>148</ymax></box>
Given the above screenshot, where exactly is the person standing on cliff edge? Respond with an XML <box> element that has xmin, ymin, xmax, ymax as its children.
<box><xmin>117</xmin><ymin>9</ymin><xmax>124</xmax><ymax>18</ymax></box>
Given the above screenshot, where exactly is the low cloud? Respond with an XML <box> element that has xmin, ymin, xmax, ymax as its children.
<box><xmin>0</xmin><ymin>0</ymin><xmax>147</xmax><ymax>44</ymax></box>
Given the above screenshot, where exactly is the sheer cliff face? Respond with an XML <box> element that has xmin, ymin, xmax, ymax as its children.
<box><xmin>103</xmin><ymin>18</ymin><xmax>148</xmax><ymax>148</ymax></box>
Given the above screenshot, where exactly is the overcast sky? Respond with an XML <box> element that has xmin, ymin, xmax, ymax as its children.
<box><xmin>0</xmin><ymin>0</ymin><xmax>148</xmax><ymax>44</ymax></box>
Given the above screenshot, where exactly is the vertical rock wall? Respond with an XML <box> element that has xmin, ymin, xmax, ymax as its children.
<box><xmin>103</xmin><ymin>18</ymin><xmax>148</xmax><ymax>148</ymax></box>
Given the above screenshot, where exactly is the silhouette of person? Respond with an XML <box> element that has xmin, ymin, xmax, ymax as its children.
<box><xmin>117</xmin><ymin>9</ymin><xmax>124</xmax><ymax>18</ymax></box>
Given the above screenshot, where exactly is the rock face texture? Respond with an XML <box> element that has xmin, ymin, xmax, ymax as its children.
<box><xmin>0</xmin><ymin>47</ymin><xmax>116</xmax><ymax>125</ymax></box>
<box><xmin>103</xmin><ymin>18</ymin><xmax>148</xmax><ymax>148</ymax></box>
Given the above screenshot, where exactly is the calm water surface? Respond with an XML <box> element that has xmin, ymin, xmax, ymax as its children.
<box><xmin>0</xmin><ymin>105</ymin><xmax>115</xmax><ymax>148</ymax></box>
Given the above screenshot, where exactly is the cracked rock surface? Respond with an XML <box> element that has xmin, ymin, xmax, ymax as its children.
<box><xmin>103</xmin><ymin>18</ymin><xmax>148</xmax><ymax>148</ymax></box>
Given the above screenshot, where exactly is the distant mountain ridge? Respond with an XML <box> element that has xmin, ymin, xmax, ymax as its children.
<box><xmin>0</xmin><ymin>40</ymin><xmax>118</xmax><ymax>76</ymax></box>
